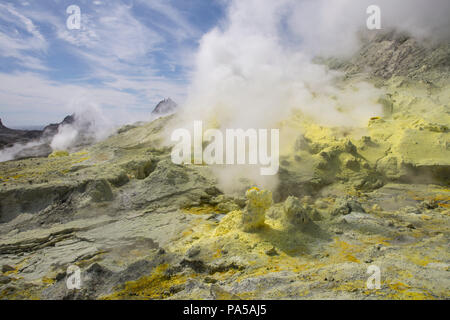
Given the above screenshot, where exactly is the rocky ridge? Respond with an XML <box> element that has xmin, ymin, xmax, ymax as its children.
<box><xmin>152</xmin><ymin>98</ymin><xmax>178</xmax><ymax>116</ymax></box>
<box><xmin>0</xmin><ymin>119</ymin><xmax>42</xmax><ymax>150</ymax></box>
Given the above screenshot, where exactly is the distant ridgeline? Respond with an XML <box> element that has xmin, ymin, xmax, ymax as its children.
<box><xmin>0</xmin><ymin>115</ymin><xmax>74</xmax><ymax>150</ymax></box>
<box><xmin>0</xmin><ymin>99</ymin><xmax>179</xmax><ymax>160</ymax></box>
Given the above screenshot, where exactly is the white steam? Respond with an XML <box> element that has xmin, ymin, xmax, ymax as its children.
<box><xmin>0</xmin><ymin>140</ymin><xmax>42</xmax><ymax>163</ymax></box>
<box><xmin>288</xmin><ymin>0</ymin><xmax>450</xmax><ymax>57</ymax></box>
<box><xmin>50</xmin><ymin>103</ymin><xmax>114</xmax><ymax>151</ymax></box>
<box><xmin>0</xmin><ymin>102</ymin><xmax>121</xmax><ymax>162</ymax></box>
<box><xmin>173</xmin><ymin>0</ymin><xmax>449</xmax><ymax>193</ymax></box>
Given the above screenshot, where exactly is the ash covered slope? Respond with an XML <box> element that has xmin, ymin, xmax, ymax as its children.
<box><xmin>276</xmin><ymin>31</ymin><xmax>449</xmax><ymax>202</ymax></box>
<box><xmin>329</xmin><ymin>31</ymin><xmax>450</xmax><ymax>82</ymax></box>
<box><xmin>0</xmin><ymin>33</ymin><xmax>449</xmax><ymax>300</ymax></box>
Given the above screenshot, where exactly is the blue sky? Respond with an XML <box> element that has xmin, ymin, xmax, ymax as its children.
<box><xmin>0</xmin><ymin>0</ymin><xmax>225</xmax><ymax>126</ymax></box>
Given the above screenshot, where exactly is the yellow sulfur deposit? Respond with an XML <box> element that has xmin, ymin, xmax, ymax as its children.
<box><xmin>240</xmin><ymin>188</ymin><xmax>273</xmax><ymax>231</ymax></box>
<box><xmin>48</xmin><ymin>150</ymin><xmax>69</xmax><ymax>158</ymax></box>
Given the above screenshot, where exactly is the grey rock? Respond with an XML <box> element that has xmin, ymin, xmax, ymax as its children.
<box><xmin>0</xmin><ymin>118</ymin><xmax>42</xmax><ymax>150</ymax></box>
<box><xmin>283</xmin><ymin>196</ymin><xmax>310</xmax><ymax>225</ymax></box>
<box><xmin>2</xmin><ymin>264</ymin><xmax>15</xmax><ymax>273</ymax></box>
<box><xmin>265</xmin><ymin>247</ymin><xmax>279</xmax><ymax>256</ymax></box>
<box><xmin>85</xmin><ymin>179</ymin><xmax>114</xmax><ymax>203</ymax></box>
<box><xmin>331</xmin><ymin>198</ymin><xmax>365</xmax><ymax>216</ymax></box>
<box><xmin>14</xmin><ymin>144</ymin><xmax>53</xmax><ymax>160</ymax></box>
<box><xmin>187</xmin><ymin>246</ymin><xmax>201</xmax><ymax>258</ymax></box>
<box><xmin>152</xmin><ymin>98</ymin><xmax>178</xmax><ymax>116</ymax></box>
<box><xmin>0</xmin><ymin>275</ymin><xmax>11</xmax><ymax>284</ymax></box>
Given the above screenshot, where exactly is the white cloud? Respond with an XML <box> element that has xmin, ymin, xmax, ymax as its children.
<box><xmin>137</xmin><ymin>0</ymin><xmax>200</xmax><ymax>41</ymax></box>
<box><xmin>0</xmin><ymin>1</ymin><xmax>198</xmax><ymax>126</ymax></box>
<box><xmin>287</xmin><ymin>0</ymin><xmax>450</xmax><ymax>57</ymax></box>
<box><xmin>0</xmin><ymin>72</ymin><xmax>142</xmax><ymax>126</ymax></box>
<box><xmin>45</xmin><ymin>1</ymin><xmax>192</xmax><ymax>107</ymax></box>
<box><xmin>0</xmin><ymin>3</ymin><xmax>48</xmax><ymax>70</ymax></box>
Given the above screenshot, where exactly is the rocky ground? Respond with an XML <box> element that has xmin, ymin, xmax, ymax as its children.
<box><xmin>0</xmin><ymin>32</ymin><xmax>448</xmax><ymax>300</ymax></box>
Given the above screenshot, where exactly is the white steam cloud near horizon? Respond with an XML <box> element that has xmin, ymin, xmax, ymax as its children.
<box><xmin>0</xmin><ymin>102</ymin><xmax>117</xmax><ymax>162</ymax></box>
<box><xmin>50</xmin><ymin>103</ymin><xmax>114</xmax><ymax>151</ymax></box>
<box><xmin>0</xmin><ymin>97</ymin><xmax>169</xmax><ymax>162</ymax></box>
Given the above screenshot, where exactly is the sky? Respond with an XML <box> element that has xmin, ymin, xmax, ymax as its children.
<box><xmin>0</xmin><ymin>0</ymin><xmax>225</xmax><ymax>127</ymax></box>
<box><xmin>1</xmin><ymin>0</ymin><xmax>449</xmax><ymax>128</ymax></box>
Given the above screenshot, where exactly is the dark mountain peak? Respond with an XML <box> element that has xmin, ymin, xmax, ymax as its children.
<box><xmin>62</xmin><ymin>114</ymin><xmax>76</xmax><ymax>125</ymax></box>
<box><xmin>0</xmin><ymin>118</ymin><xmax>15</xmax><ymax>133</ymax></box>
<box><xmin>152</xmin><ymin>98</ymin><xmax>178</xmax><ymax>116</ymax></box>
<box><xmin>43</xmin><ymin>114</ymin><xmax>76</xmax><ymax>136</ymax></box>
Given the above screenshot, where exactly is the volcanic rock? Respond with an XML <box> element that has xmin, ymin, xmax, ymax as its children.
<box><xmin>152</xmin><ymin>98</ymin><xmax>178</xmax><ymax>116</ymax></box>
